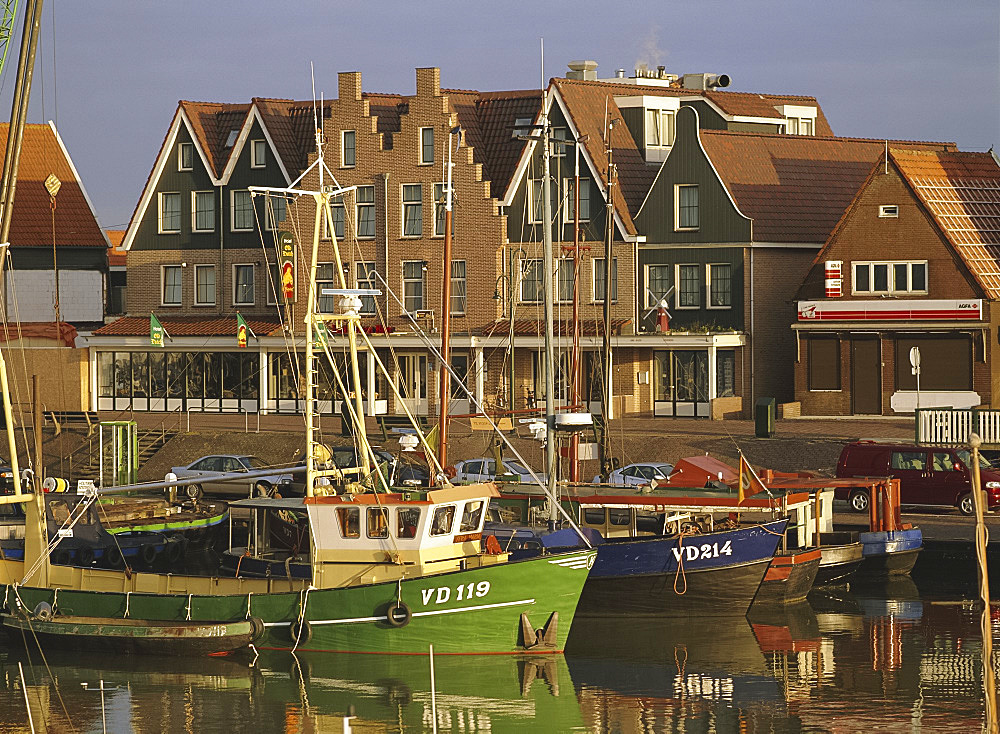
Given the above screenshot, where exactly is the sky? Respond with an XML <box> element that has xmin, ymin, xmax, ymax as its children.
<box><xmin>1</xmin><ymin>0</ymin><xmax>997</xmax><ymax>231</ymax></box>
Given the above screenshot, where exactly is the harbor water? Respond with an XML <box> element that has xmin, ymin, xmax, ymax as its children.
<box><xmin>0</xmin><ymin>576</ymin><xmax>995</xmax><ymax>733</ymax></box>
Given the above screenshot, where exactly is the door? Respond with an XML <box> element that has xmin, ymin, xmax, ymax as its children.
<box><xmin>398</xmin><ymin>354</ymin><xmax>428</xmax><ymax>415</ymax></box>
<box><xmin>851</xmin><ymin>338</ymin><xmax>882</xmax><ymax>415</ymax></box>
<box><xmin>930</xmin><ymin>450</ymin><xmax>971</xmax><ymax>506</ymax></box>
<box><xmin>889</xmin><ymin>449</ymin><xmax>933</xmax><ymax>505</ymax></box>
<box><xmin>673</xmin><ymin>351</ymin><xmax>709</xmax><ymax>417</ymax></box>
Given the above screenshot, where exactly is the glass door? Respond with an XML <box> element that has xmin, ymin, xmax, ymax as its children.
<box><xmin>398</xmin><ymin>354</ymin><xmax>428</xmax><ymax>415</ymax></box>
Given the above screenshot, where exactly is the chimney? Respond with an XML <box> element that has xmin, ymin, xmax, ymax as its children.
<box><xmin>616</xmin><ymin>69</ymin><xmax>625</xmax><ymax>78</ymax></box>
<box><xmin>338</xmin><ymin>71</ymin><xmax>362</xmax><ymax>101</ymax></box>
<box><xmin>566</xmin><ymin>60</ymin><xmax>598</xmax><ymax>81</ymax></box>
<box><xmin>416</xmin><ymin>67</ymin><xmax>441</xmax><ymax>97</ymax></box>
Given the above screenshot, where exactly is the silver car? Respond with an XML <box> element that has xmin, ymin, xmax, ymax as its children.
<box><xmin>452</xmin><ymin>458</ymin><xmax>546</xmax><ymax>485</ymax></box>
<box><xmin>169</xmin><ymin>455</ymin><xmax>297</xmax><ymax>501</ymax></box>
<box><xmin>594</xmin><ymin>462</ymin><xmax>674</xmax><ymax>487</ymax></box>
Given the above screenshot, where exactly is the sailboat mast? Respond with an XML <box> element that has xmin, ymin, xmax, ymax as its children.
<box><xmin>436</xmin><ymin>129</ymin><xmax>456</xmax><ymax>475</ymax></box>
<box><xmin>568</xmin><ymin>137</ymin><xmax>582</xmax><ymax>482</ymax></box>
<box><xmin>541</xmin><ymin>87</ymin><xmax>559</xmax><ymax>524</ymax></box>
<box><xmin>600</xmin><ymin>118</ymin><xmax>616</xmax><ymax>479</ymax></box>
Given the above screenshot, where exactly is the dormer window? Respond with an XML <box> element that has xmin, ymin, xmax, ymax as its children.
<box><xmin>786</xmin><ymin>117</ymin><xmax>814</xmax><ymax>135</ymax></box>
<box><xmin>777</xmin><ymin>105</ymin><xmax>817</xmax><ymax>136</ymax></box>
<box><xmin>224</xmin><ymin>129</ymin><xmax>239</xmax><ymax>148</ymax></box>
<box><xmin>645</xmin><ymin>109</ymin><xmax>675</xmax><ymax>148</ymax></box>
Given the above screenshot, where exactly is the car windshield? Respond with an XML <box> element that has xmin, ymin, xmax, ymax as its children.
<box><xmin>241</xmin><ymin>456</ymin><xmax>268</xmax><ymax>470</ymax></box>
<box><xmin>655</xmin><ymin>465</ymin><xmax>672</xmax><ymax>475</ymax></box>
<box><xmin>956</xmin><ymin>450</ymin><xmax>991</xmax><ymax>469</ymax></box>
<box><xmin>504</xmin><ymin>461</ymin><xmax>530</xmax><ymax>475</ymax></box>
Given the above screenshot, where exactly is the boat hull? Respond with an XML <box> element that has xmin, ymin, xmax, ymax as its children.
<box><xmin>752</xmin><ymin>550</ymin><xmax>821</xmax><ymax>606</ymax></box>
<box><xmin>574</xmin><ymin>520</ymin><xmax>786</xmax><ymax>617</ymax></box>
<box><xmin>814</xmin><ymin>542</ymin><xmax>864</xmax><ymax>586</ymax></box>
<box><xmin>0</xmin><ymin>549</ymin><xmax>595</xmax><ymax>655</ymax></box>
<box><xmin>858</xmin><ymin>529</ymin><xmax>922</xmax><ymax>578</ymax></box>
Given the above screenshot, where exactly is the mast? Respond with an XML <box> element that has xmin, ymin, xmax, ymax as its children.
<box><xmin>541</xmin><ymin>86</ymin><xmax>558</xmax><ymax>526</ymax></box>
<box><xmin>599</xmin><ymin>117</ymin><xmax>616</xmax><ymax>480</ymax></box>
<box><xmin>568</xmin><ymin>136</ymin><xmax>582</xmax><ymax>482</ymax></box>
<box><xmin>436</xmin><ymin>127</ymin><xmax>457</xmax><ymax>476</ymax></box>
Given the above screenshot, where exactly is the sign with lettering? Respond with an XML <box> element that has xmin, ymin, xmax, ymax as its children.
<box><xmin>797</xmin><ymin>299</ymin><xmax>982</xmax><ymax>322</ymax></box>
<box><xmin>279</xmin><ymin>232</ymin><xmax>295</xmax><ymax>300</ymax></box>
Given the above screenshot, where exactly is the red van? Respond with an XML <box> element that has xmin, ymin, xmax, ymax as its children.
<box><xmin>835</xmin><ymin>441</ymin><xmax>1000</xmax><ymax>515</ymax></box>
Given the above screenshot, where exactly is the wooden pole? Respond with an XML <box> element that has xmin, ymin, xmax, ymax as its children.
<box><xmin>971</xmin><ymin>433</ymin><xmax>998</xmax><ymax>733</ymax></box>
<box><xmin>436</xmin><ymin>130</ymin><xmax>456</xmax><ymax>476</ymax></box>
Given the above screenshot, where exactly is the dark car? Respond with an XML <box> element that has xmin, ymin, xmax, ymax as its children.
<box><xmin>328</xmin><ymin>446</ymin><xmax>430</xmax><ymax>487</ymax></box>
<box><xmin>835</xmin><ymin>441</ymin><xmax>1000</xmax><ymax>515</ymax></box>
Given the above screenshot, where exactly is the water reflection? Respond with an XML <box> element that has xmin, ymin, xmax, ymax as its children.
<box><xmin>0</xmin><ymin>580</ymin><xmax>996</xmax><ymax>732</ymax></box>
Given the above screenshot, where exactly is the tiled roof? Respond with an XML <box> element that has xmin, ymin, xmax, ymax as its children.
<box><xmin>699</xmin><ymin>130</ymin><xmax>956</xmax><ymax>243</ymax></box>
<box><xmin>179</xmin><ymin>101</ymin><xmax>251</xmax><ymax>178</ymax></box>
<box><xmin>93</xmin><ymin>315</ymin><xmax>283</xmax><ymax>337</ymax></box>
<box><xmin>106</xmin><ymin>229</ymin><xmax>126</xmax><ymax>267</ymax></box>
<box><xmin>479</xmin><ymin>318</ymin><xmax>631</xmax><ymax>337</ymax></box>
<box><xmin>892</xmin><ymin>149</ymin><xmax>1000</xmax><ymax>299</ymax></box>
<box><xmin>0</xmin><ymin>321</ymin><xmax>77</xmax><ymax>347</ymax></box>
<box><xmin>0</xmin><ymin>123</ymin><xmax>107</xmax><ymax>249</ymax></box>
<box><xmin>363</xmin><ymin>93</ymin><xmax>407</xmax><ymax>134</ymax></box>
<box><xmin>702</xmin><ymin>90</ymin><xmax>832</xmax><ymax>134</ymax></box>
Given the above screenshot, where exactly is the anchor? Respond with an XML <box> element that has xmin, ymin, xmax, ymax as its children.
<box><xmin>518</xmin><ymin>611</ymin><xmax>559</xmax><ymax>650</ymax></box>
<box><xmin>517</xmin><ymin>656</ymin><xmax>560</xmax><ymax>697</ymax></box>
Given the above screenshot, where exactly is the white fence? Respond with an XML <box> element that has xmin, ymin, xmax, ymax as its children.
<box><xmin>915</xmin><ymin>408</ymin><xmax>1000</xmax><ymax>445</ymax></box>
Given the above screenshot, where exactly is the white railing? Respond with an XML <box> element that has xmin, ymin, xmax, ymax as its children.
<box><xmin>916</xmin><ymin>408</ymin><xmax>1000</xmax><ymax>445</ymax></box>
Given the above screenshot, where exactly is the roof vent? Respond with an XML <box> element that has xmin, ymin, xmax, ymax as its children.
<box><xmin>616</xmin><ymin>69</ymin><xmax>625</xmax><ymax>78</ymax></box>
<box><xmin>682</xmin><ymin>73</ymin><xmax>731</xmax><ymax>91</ymax></box>
<box><xmin>566</xmin><ymin>60</ymin><xmax>598</xmax><ymax>81</ymax></box>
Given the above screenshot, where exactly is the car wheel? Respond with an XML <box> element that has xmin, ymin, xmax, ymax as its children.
<box><xmin>254</xmin><ymin>481</ymin><xmax>274</xmax><ymax>499</ymax></box>
<box><xmin>958</xmin><ymin>492</ymin><xmax>976</xmax><ymax>516</ymax></box>
<box><xmin>185</xmin><ymin>484</ymin><xmax>203</xmax><ymax>502</ymax></box>
<box><xmin>848</xmin><ymin>489</ymin><xmax>869</xmax><ymax>513</ymax></box>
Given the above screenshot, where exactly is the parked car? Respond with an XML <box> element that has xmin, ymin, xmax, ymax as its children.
<box><xmin>169</xmin><ymin>455</ymin><xmax>298</xmax><ymax>501</ymax></box>
<box><xmin>834</xmin><ymin>441</ymin><xmax>1000</xmax><ymax>515</ymax></box>
<box><xmin>452</xmin><ymin>458</ymin><xmax>545</xmax><ymax>485</ymax></box>
<box><xmin>327</xmin><ymin>446</ymin><xmax>429</xmax><ymax>486</ymax></box>
<box><xmin>593</xmin><ymin>462</ymin><xmax>674</xmax><ymax>487</ymax></box>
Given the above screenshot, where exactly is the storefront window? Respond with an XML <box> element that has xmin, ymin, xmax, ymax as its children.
<box><xmin>716</xmin><ymin>350</ymin><xmax>735</xmax><ymax>398</ymax></box>
<box><xmin>98</xmin><ymin>352</ymin><xmax>113</xmax><ymax>398</ymax></box>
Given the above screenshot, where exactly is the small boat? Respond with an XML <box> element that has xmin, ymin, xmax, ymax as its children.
<box><xmin>814</xmin><ymin>531</ymin><xmax>864</xmax><ymax>585</ymax></box>
<box><xmin>752</xmin><ymin>548</ymin><xmax>822</xmax><ymax>606</ymax></box>
<box><xmin>2</xmin><ymin>606</ymin><xmax>258</xmax><ymax>656</ymax></box>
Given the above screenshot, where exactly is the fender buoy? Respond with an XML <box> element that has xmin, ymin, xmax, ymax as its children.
<box><xmin>187</xmin><ymin>527</ymin><xmax>204</xmax><ymax>545</ymax></box>
<box><xmin>106</xmin><ymin>548</ymin><xmax>125</xmax><ymax>569</ymax></box>
<box><xmin>77</xmin><ymin>546</ymin><xmax>95</xmax><ymax>566</ymax></box>
<box><xmin>386</xmin><ymin>601</ymin><xmax>412</xmax><ymax>628</ymax></box>
<box><xmin>140</xmin><ymin>544</ymin><xmax>158</xmax><ymax>566</ymax></box>
<box><xmin>290</xmin><ymin>618</ymin><xmax>312</xmax><ymax>644</ymax></box>
<box><xmin>51</xmin><ymin>549</ymin><xmax>71</xmax><ymax>566</ymax></box>
<box><xmin>248</xmin><ymin>616</ymin><xmax>266</xmax><ymax>642</ymax></box>
<box><xmin>33</xmin><ymin>601</ymin><xmax>53</xmax><ymax>620</ymax></box>
<box><xmin>166</xmin><ymin>538</ymin><xmax>184</xmax><ymax>565</ymax></box>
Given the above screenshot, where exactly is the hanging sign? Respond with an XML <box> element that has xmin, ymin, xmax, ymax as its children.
<box><xmin>150</xmin><ymin>313</ymin><xmax>165</xmax><ymax>348</ymax></box>
<box><xmin>237</xmin><ymin>313</ymin><xmax>249</xmax><ymax>348</ymax></box>
<box><xmin>824</xmin><ymin>260</ymin><xmax>842</xmax><ymax>298</ymax></box>
<box><xmin>279</xmin><ymin>231</ymin><xmax>295</xmax><ymax>301</ymax></box>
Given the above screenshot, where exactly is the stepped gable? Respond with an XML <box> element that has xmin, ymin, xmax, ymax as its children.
<box><xmin>0</xmin><ymin>123</ymin><xmax>107</xmax><ymax>249</ymax></box>
<box><xmin>891</xmin><ymin>148</ymin><xmax>1000</xmax><ymax>298</ymax></box>
<box><xmin>699</xmin><ymin>130</ymin><xmax>956</xmax><ymax>244</ymax></box>
<box><xmin>94</xmin><ymin>315</ymin><xmax>283</xmax><ymax>337</ymax></box>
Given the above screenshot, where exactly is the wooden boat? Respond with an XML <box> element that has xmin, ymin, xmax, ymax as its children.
<box><xmin>2</xmin><ymin>608</ymin><xmax>258</xmax><ymax>656</ymax></box>
<box><xmin>814</xmin><ymin>531</ymin><xmax>864</xmax><ymax>585</ymax></box>
<box><xmin>752</xmin><ymin>548</ymin><xmax>821</xmax><ymax>606</ymax></box>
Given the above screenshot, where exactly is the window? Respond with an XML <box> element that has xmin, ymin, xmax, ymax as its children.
<box><xmin>676</xmin><ymin>185</ymin><xmax>699</xmax><ymax>230</ymax></box>
<box><xmin>807</xmin><ymin>337</ymin><xmax>840</xmax><ymax>391</ymax></box>
<box><xmin>717</xmin><ymin>349</ymin><xmax>736</xmax><ymax>397</ymax></box>
<box><xmin>557</xmin><ymin>258</ymin><xmax>575</xmax><ymax>303</ymax></box>
<box><xmin>512</xmin><ymin>117</ymin><xmax>533</xmax><ymax>138</ymax></box>
<box><xmin>233</xmin><ymin>264</ymin><xmax>255</xmax><ymax>305</ymax></box>
<box><xmin>786</xmin><ymin>117</ymin><xmax>814</xmax><ymax>135</ymax></box>
<box><xmin>645</xmin><ymin>109</ymin><xmax>676</xmax><ymax>148</ymax></box>
<box><xmin>565</xmin><ymin>178</ymin><xmax>590</xmax><ymax>222</ymax></box>
<box><xmin>430</xmin><ymin>505</ymin><xmax>456</xmax><ymax>536</ymax></box>
<box><xmin>323</xmin><ymin>203</ymin><xmax>345</xmax><ymax>240</ymax></box>
<box><xmin>520</xmin><ymin>258</ymin><xmax>543</xmax><ymax>303</ymax></box>
<box><xmin>593</xmin><ymin>258</ymin><xmax>617</xmax><ymax>303</ymax></box>
<box><xmin>676</xmin><ymin>264</ymin><xmax>700</xmax><ymax>308</ymax></box>
<box><xmin>460</xmin><ymin>501</ymin><xmax>484</xmax><ymax>532</ymax></box>
<box><xmin>192</xmin><ymin>191</ymin><xmax>214</xmax><ymax>232</ymax></box>
<box><xmin>225</xmin><ymin>129</ymin><xmax>239</xmax><ymax>148</ymax></box>
<box><xmin>646</xmin><ymin>264</ymin><xmax>671</xmax><ymax>307</ymax></box>
<box><xmin>397</xmin><ymin>508</ymin><xmax>421</xmax><ymax>538</ymax></box>
<box><xmin>316</xmin><ymin>263</ymin><xmax>336</xmax><ymax>314</ymax></box>
<box><xmin>178</xmin><ymin>142</ymin><xmax>193</xmax><ymax>171</ymax></box>
<box><xmin>419</xmin><ymin>127</ymin><xmax>434</xmax><ymax>164</ymax></box>
<box><xmin>891</xmin><ymin>451</ymin><xmax>927</xmax><ymax>471</ymax></box>
<box><xmin>231</xmin><ymin>190</ymin><xmax>253</xmax><ymax>231</ymax></box>
<box><xmin>932</xmin><ymin>452</ymin><xmax>955</xmax><ymax>472</ymax></box>
<box><xmin>895</xmin><ymin>336</ymin><xmax>972</xmax><ymax>391</ymax></box>
<box><xmin>853</xmin><ymin>261</ymin><xmax>928</xmax><ymax>295</ymax></box>
<box><xmin>451</xmin><ymin>260</ymin><xmax>466</xmax><ymax>315</ymax></box>
<box><xmin>434</xmin><ymin>183</ymin><xmax>454</xmax><ymax>237</ymax></box>
<box><xmin>336</xmin><ymin>507</ymin><xmax>360</xmax><ymax>538</ymax></box>
<box><xmin>194</xmin><ymin>265</ymin><xmax>216</xmax><ymax>306</ymax></box>
<box><xmin>356</xmin><ymin>185</ymin><xmax>375</xmax><ymax>238</ymax></box>
<box><xmin>402</xmin><ymin>184</ymin><xmax>423</xmax><ymax>237</ymax></box>
<box><xmin>159</xmin><ymin>192</ymin><xmax>181</xmax><ymax>233</ymax></box>
<box><xmin>161</xmin><ymin>265</ymin><xmax>182</xmax><ymax>306</ymax></box>
<box><xmin>708</xmin><ymin>263</ymin><xmax>732</xmax><ymax>308</ymax></box>
<box><xmin>402</xmin><ymin>260</ymin><xmax>425</xmax><ymax>313</ymax></box>
<box><xmin>342</xmin><ymin>130</ymin><xmax>356</xmax><ymax>167</ymax></box>
<box><xmin>265</xmin><ymin>194</ymin><xmax>287</xmax><ymax>231</ymax></box>
<box><xmin>529</xmin><ymin>179</ymin><xmax>544</xmax><ymax>224</ymax></box>
<box><xmin>251</xmin><ymin>139</ymin><xmax>266</xmax><ymax>168</ymax></box>
<box><xmin>367</xmin><ymin>507</ymin><xmax>389</xmax><ymax>539</ymax></box>
<box><xmin>550</xmin><ymin>127</ymin><xmax>568</xmax><ymax>157</ymax></box>
<box><xmin>879</xmin><ymin>205</ymin><xmax>899</xmax><ymax>218</ymax></box>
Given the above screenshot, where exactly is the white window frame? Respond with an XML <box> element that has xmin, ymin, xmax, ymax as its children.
<box><xmin>564</xmin><ymin>177</ymin><xmax>591</xmax><ymax>223</ymax></box>
<box><xmin>706</xmin><ymin>263</ymin><xmax>732</xmax><ymax>310</ymax></box>
<box><xmin>323</xmin><ymin>202</ymin><xmax>346</xmax><ymax>240</ymax></box>
<box><xmin>419</xmin><ymin>127</ymin><xmax>434</xmax><ymax>165</ymax></box>
<box><xmin>191</xmin><ymin>191</ymin><xmax>215</xmax><ymax>233</ymax></box>
<box><xmin>645</xmin><ymin>109</ymin><xmax>676</xmax><ymax>148</ymax></box>
<box><xmin>852</xmin><ymin>260</ymin><xmax>928</xmax><ymax>295</ymax></box>
<box><xmin>528</xmin><ymin>179</ymin><xmax>544</xmax><ymax>225</ymax></box>
<box><xmin>158</xmin><ymin>192</ymin><xmax>181</xmax><ymax>234</ymax></box>
<box><xmin>520</xmin><ymin>258</ymin><xmax>543</xmax><ymax>303</ymax></box>
<box><xmin>161</xmin><ymin>265</ymin><xmax>182</xmax><ymax>306</ymax></box>
<box><xmin>264</xmin><ymin>194</ymin><xmax>287</xmax><ymax>231</ymax></box>
<box><xmin>402</xmin><ymin>260</ymin><xmax>425</xmax><ymax>314</ymax></box>
<box><xmin>879</xmin><ymin>204</ymin><xmax>899</xmax><ymax>218</ymax></box>
<box><xmin>550</xmin><ymin>127</ymin><xmax>568</xmax><ymax>158</ymax></box>
<box><xmin>450</xmin><ymin>260</ymin><xmax>467</xmax><ymax>316</ymax></box>
<box><xmin>646</xmin><ymin>264</ymin><xmax>672</xmax><ymax>307</ymax></box>
<box><xmin>251</xmin><ymin>139</ymin><xmax>266</xmax><ymax>168</ymax></box>
<box><xmin>315</xmin><ymin>262</ymin><xmax>336</xmax><ymax>314</ymax></box>
<box><xmin>513</xmin><ymin>117</ymin><xmax>533</xmax><ymax>138</ymax></box>
<box><xmin>178</xmin><ymin>142</ymin><xmax>193</xmax><ymax>171</ymax></box>
<box><xmin>342</xmin><ymin>130</ymin><xmax>356</xmax><ymax>168</ymax></box>
<box><xmin>675</xmin><ymin>184</ymin><xmax>699</xmax><ymax>231</ymax></box>
<box><xmin>556</xmin><ymin>257</ymin><xmax>575</xmax><ymax>304</ymax></box>
<box><xmin>434</xmin><ymin>182</ymin><xmax>454</xmax><ymax>237</ymax></box>
<box><xmin>592</xmin><ymin>257</ymin><xmax>618</xmax><ymax>304</ymax></box>
<box><xmin>356</xmin><ymin>186</ymin><xmax>375</xmax><ymax>239</ymax></box>
<box><xmin>675</xmin><ymin>263</ymin><xmax>701</xmax><ymax>309</ymax></box>
<box><xmin>231</xmin><ymin>190</ymin><xmax>253</xmax><ymax>232</ymax></box>
<box><xmin>233</xmin><ymin>263</ymin><xmax>255</xmax><ymax>306</ymax></box>
<box><xmin>356</xmin><ymin>261</ymin><xmax>377</xmax><ymax>316</ymax></box>
<box><xmin>194</xmin><ymin>264</ymin><xmax>216</xmax><ymax>306</ymax></box>
<box><xmin>401</xmin><ymin>183</ymin><xmax>423</xmax><ymax>237</ymax></box>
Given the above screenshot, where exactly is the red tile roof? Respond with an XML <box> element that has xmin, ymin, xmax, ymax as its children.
<box><xmin>891</xmin><ymin>148</ymin><xmax>1000</xmax><ymax>298</ymax></box>
<box><xmin>106</xmin><ymin>229</ymin><xmax>126</xmax><ymax>267</ymax></box>
<box><xmin>699</xmin><ymin>130</ymin><xmax>956</xmax><ymax>243</ymax></box>
<box><xmin>0</xmin><ymin>321</ymin><xmax>77</xmax><ymax>347</ymax></box>
<box><xmin>0</xmin><ymin>123</ymin><xmax>107</xmax><ymax>249</ymax></box>
<box><xmin>93</xmin><ymin>315</ymin><xmax>283</xmax><ymax>337</ymax></box>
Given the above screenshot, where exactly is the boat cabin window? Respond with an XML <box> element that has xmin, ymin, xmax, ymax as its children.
<box><xmin>430</xmin><ymin>505</ymin><xmax>456</xmax><ymax>536</ymax></box>
<box><xmin>609</xmin><ymin>509</ymin><xmax>631</xmax><ymax>526</ymax></box>
<box><xmin>337</xmin><ymin>507</ymin><xmax>360</xmax><ymax>538</ymax></box>
<box><xmin>367</xmin><ymin>507</ymin><xmax>389</xmax><ymax>539</ymax></box>
<box><xmin>460</xmin><ymin>501</ymin><xmax>485</xmax><ymax>532</ymax></box>
<box><xmin>583</xmin><ymin>508</ymin><xmax>605</xmax><ymax>526</ymax></box>
<box><xmin>396</xmin><ymin>507</ymin><xmax>421</xmax><ymax>538</ymax></box>
<box><xmin>49</xmin><ymin>500</ymin><xmax>71</xmax><ymax>525</ymax></box>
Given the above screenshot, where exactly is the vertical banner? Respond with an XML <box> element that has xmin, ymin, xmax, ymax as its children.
<box><xmin>279</xmin><ymin>231</ymin><xmax>295</xmax><ymax>301</ymax></box>
<box><xmin>237</xmin><ymin>313</ymin><xmax>248</xmax><ymax>348</ymax></box>
<box><xmin>150</xmin><ymin>313</ymin><xmax>164</xmax><ymax>347</ymax></box>
<box><xmin>313</xmin><ymin>321</ymin><xmax>328</xmax><ymax>349</ymax></box>
<box><xmin>824</xmin><ymin>260</ymin><xmax>843</xmax><ymax>298</ymax></box>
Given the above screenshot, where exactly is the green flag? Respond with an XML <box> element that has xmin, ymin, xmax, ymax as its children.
<box><xmin>313</xmin><ymin>321</ymin><xmax>328</xmax><ymax>349</ymax></box>
<box><xmin>150</xmin><ymin>313</ymin><xmax>165</xmax><ymax>347</ymax></box>
<box><xmin>237</xmin><ymin>313</ymin><xmax>248</xmax><ymax>348</ymax></box>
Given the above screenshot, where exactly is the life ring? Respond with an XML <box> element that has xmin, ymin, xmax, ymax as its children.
<box><xmin>248</xmin><ymin>616</ymin><xmax>266</xmax><ymax>642</ymax></box>
<box><xmin>51</xmin><ymin>549</ymin><xmax>71</xmax><ymax>566</ymax></box>
<box><xmin>290</xmin><ymin>618</ymin><xmax>312</xmax><ymax>644</ymax></box>
<box><xmin>386</xmin><ymin>601</ymin><xmax>411</xmax><ymax>628</ymax></box>
<box><xmin>33</xmin><ymin>601</ymin><xmax>53</xmax><ymax>620</ymax></box>
<box><xmin>140</xmin><ymin>544</ymin><xmax>158</xmax><ymax>566</ymax></box>
<box><xmin>77</xmin><ymin>547</ymin><xmax>95</xmax><ymax>566</ymax></box>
